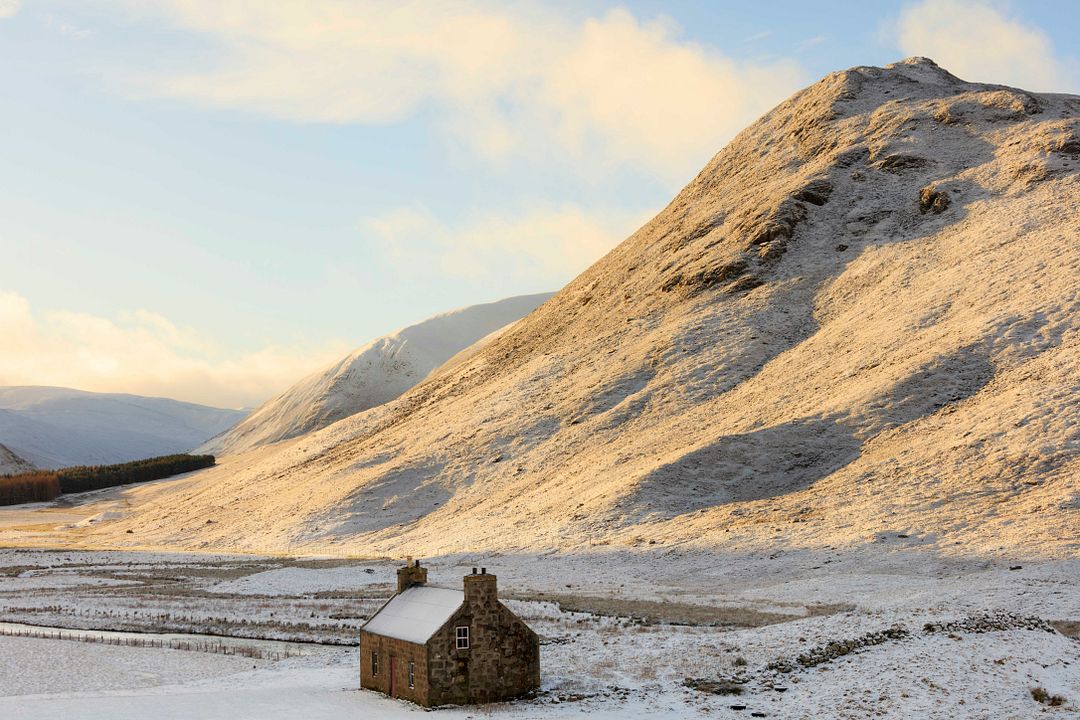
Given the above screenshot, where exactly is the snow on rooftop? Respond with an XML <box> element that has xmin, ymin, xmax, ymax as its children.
<box><xmin>362</xmin><ymin>585</ymin><xmax>463</xmax><ymax>644</ymax></box>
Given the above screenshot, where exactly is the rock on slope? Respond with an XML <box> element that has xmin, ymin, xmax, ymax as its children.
<box><xmin>199</xmin><ymin>293</ymin><xmax>552</xmax><ymax>456</ymax></box>
<box><xmin>94</xmin><ymin>59</ymin><xmax>1079</xmax><ymax>557</ymax></box>
<box><xmin>0</xmin><ymin>387</ymin><xmax>245</xmax><ymax>469</ymax></box>
<box><xmin>0</xmin><ymin>443</ymin><xmax>34</xmax><ymax>475</ymax></box>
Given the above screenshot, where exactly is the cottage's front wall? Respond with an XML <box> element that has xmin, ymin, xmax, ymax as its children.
<box><xmin>360</xmin><ymin>631</ymin><xmax>430</xmax><ymax>706</ymax></box>
<box><xmin>426</xmin><ymin>601</ymin><xmax>540</xmax><ymax>706</ymax></box>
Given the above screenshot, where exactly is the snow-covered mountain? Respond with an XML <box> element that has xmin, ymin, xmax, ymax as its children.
<box><xmin>87</xmin><ymin>59</ymin><xmax>1079</xmax><ymax>558</ymax></box>
<box><xmin>200</xmin><ymin>293</ymin><xmax>553</xmax><ymax>456</ymax></box>
<box><xmin>0</xmin><ymin>443</ymin><xmax>34</xmax><ymax>475</ymax></box>
<box><xmin>0</xmin><ymin>386</ymin><xmax>246</xmax><ymax>469</ymax></box>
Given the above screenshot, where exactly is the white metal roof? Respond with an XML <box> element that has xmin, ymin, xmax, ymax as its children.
<box><xmin>362</xmin><ymin>585</ymin><xmax>464</xmax><ymax>644</ymax></box>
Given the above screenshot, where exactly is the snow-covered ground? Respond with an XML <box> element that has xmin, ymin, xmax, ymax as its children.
<box><xmin>0</xmin><ymin>548</ymin><xmax>1076</xmax><ymax>719</ymax></box>
<box><xmin>3</xmin><ymin>620</ymin><xmax>1076</xmax><ymax>719</ymax></box>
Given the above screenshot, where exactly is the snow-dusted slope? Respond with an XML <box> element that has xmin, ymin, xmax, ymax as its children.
<box><xmin>200</xmin><ymin>293</ymin><xmax>552</xmax><ymax>456</ymax></box>
<box><xmin>0</xmin><ymin>387</ymin><xmax>245</xmax><ymax>469</ymax></box>
<box><xmin>90</xmin><ymin>59</ymin><xmax>1079</xmax><ymax>558</ymax></box>
<box><xmin>0</xmin><ymin>443</ymin><xmax>34</xmax><ymax>475</ymax></box>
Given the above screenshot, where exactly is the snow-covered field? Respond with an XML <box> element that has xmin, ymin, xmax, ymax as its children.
<box><xmin>0</xmin><ymin>548</ymin><xmax>1076</xmax><ymax>719</ymax></box>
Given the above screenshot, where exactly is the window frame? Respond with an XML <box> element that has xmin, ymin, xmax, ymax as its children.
<box><xmin>455</xmin><ymin>625</ymin><xmax>470</xmax><ymax>650</ymax></box>
<box><xmin>407</xmin><ymin>661</ymin><xmax>415</xmax><ymax>689</ymax></box>
<box><xmin>371</xmin><ymin>650</ymin><xmax>379</xmax><ymax>676</ymax></box>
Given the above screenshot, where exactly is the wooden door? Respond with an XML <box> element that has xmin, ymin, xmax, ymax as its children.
<box><xmin>389</xmin><ymin>655</ymin><xmax>397</xmax><ymax>697</ymax></box>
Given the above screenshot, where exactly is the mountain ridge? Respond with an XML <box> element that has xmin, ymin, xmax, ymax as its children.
<box><xmin>199</xmin><ymin>293</ymin><xmax>553</xmax><ymax>456</ymax></box>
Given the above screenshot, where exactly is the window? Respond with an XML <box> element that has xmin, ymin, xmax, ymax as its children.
<box><xmin>456</xmin><ymin>625</ymin><xmax>470</xmax><ymax>650</ymax></box>
<box><xmin>371</xmin><ymin>651</ymin><xmax>379</xmax><ymax>676</ymax></box>
<box><xmin>408</xmin><ymin>661</ymin><xmax>415</xmax><ymax>689</ymax></box>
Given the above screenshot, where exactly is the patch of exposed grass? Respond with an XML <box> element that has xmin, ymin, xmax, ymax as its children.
<box><xmin>1049</xmin><ymin>620</ymin><xmax>1080</xmax><ymax>639</ymax></box>
<box><xmin>684</xmin><ymin>678</ymin><xmax>744</xmax><ymax>695</ymax></box>
<box><xmin>1031</xmin><ymin>686</ymin><xmax>1066</xmax><ymax>706</ymax></box>
<box><xmin>508</xmin><ymin>593</ymin><xmax>851</xmax><ymax>628</ymax></box>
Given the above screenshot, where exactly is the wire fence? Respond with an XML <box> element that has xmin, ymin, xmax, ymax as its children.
<box><xmin>0</xmin><ymin>624</ymin><xmax>305</xmax><ymax>661</ymax></box>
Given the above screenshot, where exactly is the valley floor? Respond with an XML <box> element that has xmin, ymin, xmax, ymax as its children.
<box><xmin>0</xmin><ymin>547</ymin><xmax>1077</xmax><ymax>719</ymax></box>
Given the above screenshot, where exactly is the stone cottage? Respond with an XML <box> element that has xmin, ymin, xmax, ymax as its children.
<box><xmin>359</xmin><ymin>559</ymin><xmax>540</xmax><ymax>706</ymax></box>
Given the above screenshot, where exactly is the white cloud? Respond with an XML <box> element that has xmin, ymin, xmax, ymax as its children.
<box><xmin>364</xmin><ymin>204</ymin><xmax>650</xmax><ymax>288</ymax></box>
<box><xmin>896</xmin><ymin>0</ymin><xmax>1077</xmax><ymax>91</ymax></box>
<box><xmin>539</xmin><ymin>10</ymin><xmax>804</xmax><ymax>180</ymax></box>
<box><xmin>56</xmin><ymin>21</ymin><xmax>94</xmax><ymax>38</ymax></box>
<box><xmin>0</xmin><ymin>0</ymin><xmax>21</xmax><ymax>19</ymax></box>
<box><xmin>797</xmin><ymin>35</ymin><xmax>827</xmax><ymax>52</ymax></box>
<box><xmin>0</xmin><ymin>291</ymin><xmax>349</xmax><ymax>408</ymax></box>
<box><xmin>106</xmin><ymin>1</ymin><xmax>804</xmax><ymax>184</ymax></box>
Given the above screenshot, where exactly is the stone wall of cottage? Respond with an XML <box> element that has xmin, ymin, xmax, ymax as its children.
<box><xmin>360</xmin><ymin>631</ymin><xmax>430</xmax><ymax>706</ymax></box>
<box><xmin>426</xmin><ymin>594</ymin><xmax>540</xmax><ymax>705</ymax></box>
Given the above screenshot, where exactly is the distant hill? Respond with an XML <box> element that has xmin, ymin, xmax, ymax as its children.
<box><xmin>0</xmin><ymin>386</ymin><xmax>246</xmax><ymax>469</ymax></box>
<box><xmin>200</xmin><ymin>293</ymin><xmax>552</xmax><ymax>456</ymax></box>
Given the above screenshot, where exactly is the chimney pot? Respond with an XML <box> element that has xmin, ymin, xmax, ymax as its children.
<box><xmin>397</xmin><ymin>557</ymin><xmax>427</xmax><ymax>592</ymax></box>
<box><xmin>464</xmin><ymin>567</ymin><xmax>497</xmax><ymax>604</ymax></box>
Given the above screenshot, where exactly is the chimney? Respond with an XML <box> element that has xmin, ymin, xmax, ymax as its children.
<box><xmin>396</xmin><ymin>557</ymin><xmax>427</xmax><ymax>593</ymax></box>
<box><xmin>464</xmin><ymin>566</ymin><xmax>497</xmax><ymax>609</ymax></box>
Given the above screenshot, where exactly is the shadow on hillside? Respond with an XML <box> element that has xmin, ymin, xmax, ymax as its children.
<box><xmin>855</xmin><ymin>342</ymin><xmax>997</xmax><ymax>435</ymax></box>
<box><xmin>621</xmin><ymin>342</ymin><xmax>998</xmax><ymax>522</ymax></box>
<box><xmin>623</xmin><ymin>415</ymin><xmax>861</xmax><ymax>519</ymax></box>
<box><xmin>328</xmin><ymin>460</ymin><xmax>451</xmax><ymax>535</ymax></box>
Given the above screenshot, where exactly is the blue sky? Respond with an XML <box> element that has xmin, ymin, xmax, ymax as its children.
<box><xmin>1</xmin><ymin>0</ymin><xmax>1077</xmax><ymax>407</ymax></box>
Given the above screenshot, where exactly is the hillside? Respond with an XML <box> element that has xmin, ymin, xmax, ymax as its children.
<box><xmin>86</xmin><ymin>58</ymin><xmax>1079</xmax><ymax>558</ymax></box>
<box><xmin>199</xmin><ymin>293</ymin><xmax>552</xmax><ymax>456</ymax></box>
<box><xmin>0</xmin><ymin>387</ymin><xmax>245</xmax><ymax>469</ymax></box>
<box><xmin>0</xmin><ymin>444</ymin><xmax>33</xmax><ymax>475</ymax></box>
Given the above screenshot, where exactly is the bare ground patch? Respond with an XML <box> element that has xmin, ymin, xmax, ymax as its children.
<box><xmin>507</xmin><ymin>592</ymin><xmax>852</xmax><ymax>628</ymax></box>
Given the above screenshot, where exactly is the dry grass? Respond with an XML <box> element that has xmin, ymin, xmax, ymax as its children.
<box><xmin>1049</xmin><ymin>620</ymin><xmax>1080</xmax><ymax>639</ymax></box>
<box><xmin>1031</xmin><ymin>686</ymin><xmax>1066</xmax><ymax>706</ymax></box>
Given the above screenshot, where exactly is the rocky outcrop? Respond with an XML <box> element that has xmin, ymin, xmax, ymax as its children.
<box><xmin>919</xmin><ymin>185</ymin><xmax>951</xmax><ymax>214</ymax></box>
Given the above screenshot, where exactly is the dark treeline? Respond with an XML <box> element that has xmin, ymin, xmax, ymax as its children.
<box><xmin>0</xmin><ymin>454</ymin><xmax>215</xmax><ymax>506</ymax></box>
<box><xmin>57</xmin><ymin>454</ymin><xmax>217</xmax><ymax>493</ymax></box>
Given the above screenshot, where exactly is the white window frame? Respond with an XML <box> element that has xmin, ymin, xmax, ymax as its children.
<box><xmin>455</xmin><ymin>625</ymin><xmax>470</xmax><ymax>650</ymax></box>
<box><xmin>408</xmin><ymin>661</ymin><xmax>415</xmax><ymax>689</ymax></box>
<box><xmin>371</xmin><ymin>651</ymin><xmax>379</xmax><ymax>676</ymax></box>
